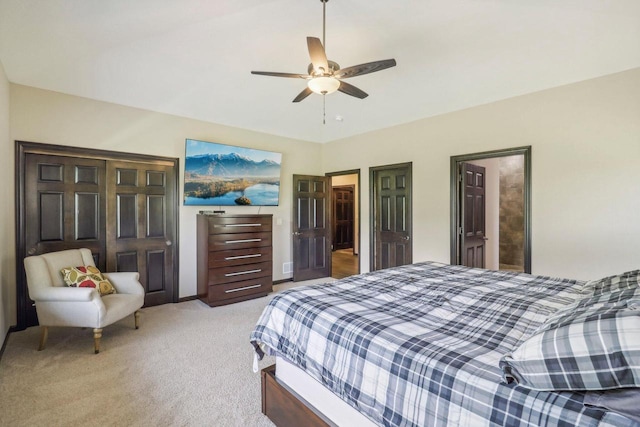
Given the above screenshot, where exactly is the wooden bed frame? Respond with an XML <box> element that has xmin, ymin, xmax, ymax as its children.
<box><xmin>261</xmin><ymin>364</ymin><xmax>334</xmax><ymax>427</ymax></box>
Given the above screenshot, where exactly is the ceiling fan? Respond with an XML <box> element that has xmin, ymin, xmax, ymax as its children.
<box><xmin>251</xmin><ymin>0</ymin><xmax>397</xmax><ymax>104</ymax></box>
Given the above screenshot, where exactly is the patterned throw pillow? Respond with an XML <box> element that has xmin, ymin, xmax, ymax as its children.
<box><xmin>499</xmin><ymin>283</ymin><xmax>640</xmax><ymax>391</ymax></box>
<box><xmin>60</xmin><ymin>266</ymin><xmax>117</xmax><ymax>296</ymax></box>
<box><xmin>582</xmin><ymin>270</ymin><xmax>640</xmax><ymax>296</ymax></box>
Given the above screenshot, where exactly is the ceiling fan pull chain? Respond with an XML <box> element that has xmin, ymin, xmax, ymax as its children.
<box><xmin>323</xmin><ymin>95</ymin><xmax>327</xmax><ymax>125</ymax></box>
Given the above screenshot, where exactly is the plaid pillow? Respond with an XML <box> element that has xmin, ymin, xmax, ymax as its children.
<box><xmin>60</xmin><ymin>265</ymin><xmax>117</xmax><ymax>296</ymax></box>
<box><xmin>500</xmin><ymin>286</ymin><xmax>640</xmax><ymax>391</ymax></box>
<box><xmin>544</xmin><ymin>286</ymin><xmax>640</xmax><ymax>328</ymax></box>
<box><xmin>582</xmin><ymin>270</ymin><xmax>640</xmax><ymax>296</ymax></box>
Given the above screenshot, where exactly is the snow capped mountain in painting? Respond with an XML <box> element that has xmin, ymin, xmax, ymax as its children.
<box><xmin>185</xmin><ymin>153</ymin><xmax>281</xmax><ymax>177</ymax></box>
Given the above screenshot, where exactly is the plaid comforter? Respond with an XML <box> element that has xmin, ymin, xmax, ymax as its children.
<box><xmin>250</xmin><ymin>262</ymin><xmax>637</xmax><ymax>427</ymax></box>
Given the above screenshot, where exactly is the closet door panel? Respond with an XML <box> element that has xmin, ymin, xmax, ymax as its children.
<box><xmin>107</xmin><ymin>161</ymin><xmax>176</xmax><ymax>306</ymax></box>
<box><xmin>22</xmin><ymin>153</ymin><xmax>107</xmax><ymax>327</ymax></box>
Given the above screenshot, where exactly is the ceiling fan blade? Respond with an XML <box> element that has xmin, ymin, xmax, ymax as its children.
<box><xmin>251</xmin><ymin>71</ymin><xmax>308</xmax><ymax>79</ymax></box>
<box><xmin>292</xmin><ymin>87</ymin><xmax>313</xmax><ymax>103</ymax></box>
<box><xmin>338</xmin><ymin>81</ymin><xmax>368</xmax><ymax>99</ymax></box>
<box><xmin>334</xmin><ymin>59</ymin><xmax>397</xmax><ymax>79</ymax></box>
<box><xmin>307</xmin><ymin>37</ymin><xmax>329</xmax><ymax>74</ymax></box>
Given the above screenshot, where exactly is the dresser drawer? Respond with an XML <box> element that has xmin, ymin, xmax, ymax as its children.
<box><xmin>206</xmin><ymin>276</ymin><xmax>272</xmax><ymax>302</ymax></box>
<box><xmin>207</xmin><ymin>216</ymin><xmax>272</xmax><ymax>234</ymax></box>
<box><xmin>208</xmin><ymin>261</ymin><xmax>272</xmax><ymax>284</ymax></box>
<box><xmin>208</xmin><ymin>232</ymin><xmax>272</xmax><ymax>251</ymax></box>
<box><xmin>208</xmin><ymin>246</ymin><xmax>273</xmax><ymax>268</ymax></box>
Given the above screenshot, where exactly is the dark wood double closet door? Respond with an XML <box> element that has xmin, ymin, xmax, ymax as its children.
<box><xmin>17</xmin><ymin>142</ymin><xmax>179</xmax><ymax>329</ymax></box>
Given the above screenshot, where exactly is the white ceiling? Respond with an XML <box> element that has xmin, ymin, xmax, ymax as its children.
<box><xmin>1</xmin><ymin>0</ymin><xmax>639</xmax><ymax>143</ymax></box>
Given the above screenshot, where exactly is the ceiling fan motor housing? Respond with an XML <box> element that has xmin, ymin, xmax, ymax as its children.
<box><xmin>308</xmin><ymin>60</ymin><xmax>340</xmax><ymax>76</ymax></box>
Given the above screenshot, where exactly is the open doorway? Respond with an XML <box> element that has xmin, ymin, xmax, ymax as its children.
<box><xmin>450</xmin><ymin>146</ymin><xmax>531</xmax><ymax>273</ymax></box>
<box><xmin>327</xmin><ymin>170</ymin><xmax>360</xmax><ymax>279</ymax></box>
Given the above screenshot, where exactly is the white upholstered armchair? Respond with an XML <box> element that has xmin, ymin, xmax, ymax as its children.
<box><xmin>23</xmin><ymin>248</ymin><xmax>145</xmax><ymax>353</ymax></box>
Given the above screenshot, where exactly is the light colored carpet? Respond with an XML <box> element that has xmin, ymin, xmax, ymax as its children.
<box><xmin>0</xmin><ymin>278</ymin><xmax>333</xmax><ymax>427</ymax></box>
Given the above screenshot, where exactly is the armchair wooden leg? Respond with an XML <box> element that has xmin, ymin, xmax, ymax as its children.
<box><xmin>93</xmin><ymin>328</ymin><xmax>102</xmax><ymax>354</ymax></box>
<box><xmin>38</xmin><ymin>326</ymin><xmax>48</xmax><ymax>351</ymax></box>
<box><xmin>134</xmin><ymin>310</ymin><xmax>140</xmax><ymax>329</ymax></box>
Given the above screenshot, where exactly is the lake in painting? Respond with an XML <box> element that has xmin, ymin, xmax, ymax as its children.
<box><xmin>184</xmin><ymin>183</ymin><xmax>280</xmax><ymax>206</ymax></box>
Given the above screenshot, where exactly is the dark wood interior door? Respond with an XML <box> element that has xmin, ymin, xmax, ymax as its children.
<box><xmin>460</xmin><ymin>162</ymin><xmax>486</xmax><ymax>268</ymax></box>
<box><xmin>292</xmin><ymin>174</ymin><xmax>331</xmax><ymax>281</ymax></box>
<box><xmin>106</xmin><ymin>160</ymin><xmax>176</xmax><ymax>306</ymax></box>
<box><xmin>332</xmin><ymin>185</ymin><xmax>354</xmax><ymax>250</ymax></box>
<box><xmin>21</xmin><ymin>154</ymin><xmax>108</xmax><ymax>326</ymax></box>
<box><xmin>371</xmin><ymin>163</ymin><xmax>412</xmax><ymax>271</ymax></box>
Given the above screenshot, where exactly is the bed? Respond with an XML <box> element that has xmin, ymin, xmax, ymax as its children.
<box><xmin>250</xmin><ymin>261</ymin><xmax>640</xmax><ymax>426</ymax></box>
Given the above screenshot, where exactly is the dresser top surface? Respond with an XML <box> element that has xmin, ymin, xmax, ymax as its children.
<box><xmin>197</xmin><ymin>213</ymin><xmax>273</xmax><ymax>218</ymax></box>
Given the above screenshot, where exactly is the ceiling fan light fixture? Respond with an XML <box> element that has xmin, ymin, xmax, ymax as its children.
<box><xmin>308</xmin><ymin>76</ymin><xmax>340</xmax><ymax>95</ymax></box>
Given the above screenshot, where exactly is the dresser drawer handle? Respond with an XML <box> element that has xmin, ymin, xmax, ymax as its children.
<box><xmin>225</xmin><ymin>269</ymin><xmax>262</xmax><ymax>277</ymax></box>
<box><xmin>225</xmin><ymin>284</ymin><xmax>262</xmax><ymax>293</ymax></box>
<box><xmin>225</xmin><ymin>238</ymin><xmax>262</xmax><ymax>244</ymax></box>
<box><xmin>225</xmin><ymin>254</ymin><xmax>261</xmax><ymax>260</ymax></box>
<box><xmin>226</xmin><ymin>223</ymin><xmax>261</xmax><ymax>227</ymax></box>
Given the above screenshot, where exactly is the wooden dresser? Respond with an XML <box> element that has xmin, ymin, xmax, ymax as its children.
<box><xmin>197</xmin><ymin>214</ymin><xmax>273</xmax><ymax>306</ymax></box>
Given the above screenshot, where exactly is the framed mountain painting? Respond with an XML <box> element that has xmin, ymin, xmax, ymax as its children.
<box><xmin>183</xmin><ymin>139</ymin><xmax>282</xmax><ymax>206</ymax></box>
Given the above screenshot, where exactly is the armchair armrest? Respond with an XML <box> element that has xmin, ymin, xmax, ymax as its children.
<box><xmin>30</xmin><ymin>286</ymin><xmax>98</xmax><ymax>302</ymax></box>
<box><xmin>102</xmin><ymin>272</ymin><xmax>144</xmax><ymax>295</ymax></box>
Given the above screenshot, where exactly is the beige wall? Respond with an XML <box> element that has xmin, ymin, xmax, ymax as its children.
<box><xmin>323</xmin><ymin>68</ymin><xmax>640</xmax><ymax>281</ymax></box>
<box><xmin>0</xmin><ymin>61</ymin><xmax>11</xmax><ymax>344</ymax></box>
<box><xmin>8</xmin><ymin>85</ymin><xmax>323</xmax><ymax>327</ymax></box>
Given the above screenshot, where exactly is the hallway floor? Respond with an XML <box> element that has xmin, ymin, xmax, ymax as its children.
<box><xmin>331</xmin><ymin>248</ymin><xmax>359</xmax><ymax>279</ymax></box>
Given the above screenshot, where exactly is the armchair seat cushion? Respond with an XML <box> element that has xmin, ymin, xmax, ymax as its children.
<box><xmin>99</xmin><ymin>293</ymin><xmax>145</xmax><ymax>328</ymax></box>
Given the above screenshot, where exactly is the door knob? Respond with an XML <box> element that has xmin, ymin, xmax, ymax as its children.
<box><xmin>402</xmin><ymin>235</ymin><xmax>410</xmax><ymax>241</ymax></box>
<box><xmin>292</xmin><ymin>232</ymin><xmax>301</xmax><ymax>236</ymax></box>
<box><xmin>166</xmin><ymin>240</ymin><xmax>172</xmax><ymax>246</ymax></box>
